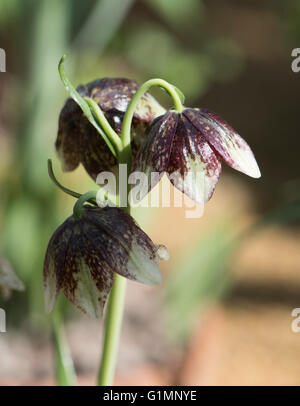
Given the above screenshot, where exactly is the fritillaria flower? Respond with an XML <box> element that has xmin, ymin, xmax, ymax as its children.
<box><xmin>43</xmin><ymin>205</ymin><xmax>168</xmax><ymax>318</ymax></box>
<box><xmin>133</xmin><ymin>108</ymin><xmax>261</xmax><ymax>203</ymax></box>
<box><xmin>56</xmin><ymin>78</ymin><xmax>165</xmax><ymax>180</ymax></box>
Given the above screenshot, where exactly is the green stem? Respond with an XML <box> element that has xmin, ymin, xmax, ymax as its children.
<box><xmin>98</xmin><ymin>119</ymin><xmax>133</xmax><ymax>386</ymax></box>
<box><xmin>98</xmin><ymin>272</ymin><xmax>127</xmax><ymax>386</ymax></box>
<box><xmin>52</xmin><ymin>312</ymin><xmax>76</xmax><ymax>386</ymax></box>
<box><xmin>73</xmin><ymin>190</ymin><xmax>97</xmax><ymax>218</ymax></box>
<box><xmin>48</xmin><ymin>159</ymin><xmax>81</xmax><ymax>199</ymax></box>
<box><xmin>48</xmin><ymin>159</ymin><xmax>98</xmax><ymax>205</ymax></box>
<box><xmin>58</xmin><ymin>55</ymin><xmax>117</xmax><ymax>158</ymax></box>
<box><xmin>84</xmin><ymin>97</ymin><xmax>122</xmax><ymax>154</ymax></box>
<box><xmin>97</xmin><ymin>77</ymin><xmax>183</xmax><ymax>385</ymax></box>
<box><xmin>121</xmin><ymin>78</ymin><xmax>184</xmax><ymax>157</ymax></box>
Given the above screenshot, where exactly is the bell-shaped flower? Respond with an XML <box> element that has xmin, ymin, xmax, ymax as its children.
<box><xmin>56</xmin><ymin>78</ymin><xmax>165</xmax><ymax>180</ymax></box>
<box><xmin>43</xmin><ymin>205</ymin><xmax>168</xmax><ymax>319</ymax></box>
<box><xmin>133</xmin><ymin>108</ymin><xmax>261</xmax><ymax>204</ymax></box>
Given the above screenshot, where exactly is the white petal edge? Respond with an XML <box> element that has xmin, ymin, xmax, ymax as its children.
<box><xmin>168</xmin><ymin>153</ymin><xmax>221</xmax><ymax>204</ymax></box>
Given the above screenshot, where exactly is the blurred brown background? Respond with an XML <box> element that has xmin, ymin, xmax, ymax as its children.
<box><xmin>0</xmin><ymin>0</ymin><xmax>300</xmax><ymax>386</ymax></box>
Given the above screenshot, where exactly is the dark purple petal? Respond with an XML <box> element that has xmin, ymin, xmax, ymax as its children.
<box><xmin>43</xmin><ymin>206</ymin><xmax>168</xmax><ymax>318</ymax></box>
<box><xmin>184</xmin><ymin>108</ymin><xmax>261</xmax><ymax>178</ymax></box>
<box><xmin>79</xmin><ymin>122</ymin><xmax>117</xmax><ymax>179</ymax></box>
<box><xmin>56</xmin><ymin>78</ymin><xmax>165</xmax><ymax>179</ymax></box>
<box><xmin>43</xmin><ymin>218</ymin><xmax>74</xmax><ymax>313</ymax></box>
<box><xmin>61</xmin><ymin>226</ymin><xmax>114</xmax><ymax>319</ymax></box>
<box><xmin>56</xmin><ymin>98</ymin><xmax>85</xmax><ymax>171</ymax></box>
<box><xmin>90</xmin><ymin>78</ymin><xmax>165</xmax><ymax>121</ymax></box>
<box><xmin>132</xmin><ymin>112</ymin><xmax>178</xmax><ymax>199</ymax></box>
<box><xmin>167</xmin><ymin>114</ymin><xmax>222</xmax><ymax>203</ymax></box>
<box><xmin>82</xmin><ymin>206</ymin><xmax>167</xmax><ymax>285</ymax></box>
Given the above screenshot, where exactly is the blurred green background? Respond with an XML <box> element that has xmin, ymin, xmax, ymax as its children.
<box><xmin>0</xmin><ymin>0</ymin><xmax>300</xmax><ymax>385</ymax></box>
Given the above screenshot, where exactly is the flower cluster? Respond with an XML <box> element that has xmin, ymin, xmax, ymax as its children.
<box><xmin>44</xmin><ymin>69</ymin><xmax>260</xmax><ymax>318</ymax></box>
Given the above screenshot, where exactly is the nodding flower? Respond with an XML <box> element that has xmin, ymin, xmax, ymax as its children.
<box><xmin>56</xmin><ymin>78</ymin><xmax>165</xmax><ymax>180</ymax></box>
<box><xmin>133</xmin><ymin>107</ymin><xmax>261</xmax><ymax>204</ymax></box>
<box><xmin>43</xmin><ymin>205</ymin><xmax>168</xmax><ymax>319</ymax></box>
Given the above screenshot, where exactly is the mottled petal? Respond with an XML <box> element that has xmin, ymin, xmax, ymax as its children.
<box><xmin>61</xmin><ymin>225</ymin><xmax>114</xmax><ymax>319</ymax></box>
<box><xmin>56</xmin><ymin>78</ymin><xmax>165</xmax><ymax>178</ymax></box>
<box><xmin>43</xmin><ymin>205</ymin><xmax>167</xmax><ymax>318</ymax></box>
<box><xmin>43</xmin><ymin>254</ymin><xmax>57</xmax><ymax>314</ymax></box>
<box><xmin>135</xmin><ymin>92</ymin><xmax>166</xmax><ymax>122</ymax></box>
<box><xmin>80</xmin><ymin>122</ymin><xmax>117</xmax><ymax>180</ymax></box>
<box><xmin>82</xmin><ymin>207</ymin><xmax>167</xmax><ymax>285</ymax></box>
<box><xmin>132</xmin><ymin>112</ymin><xmax>178</xmax><ymax>199</ymax></box>
<box><xmin>56</xmin><ymin>97</ymin><xmax>85</xmax><ymax>171</ymax></box>
<box><xmin>184</xmin><ymin>108</ymin><xmax>261</xmax><ymax>178</ymax></box>
<box><xmin>90</xmin><ymin>78</ymin><xmax>165</xmax><ymax>121</ymax></box>
<box><xmin>167</xmin><ymin>115</ymin><xmax>222</xmax><ymax>204</ymax></box>
<box><xmin>43</xmin><ymin>219</ymin><xmax>74</xmax><ymax>313</ymax></box>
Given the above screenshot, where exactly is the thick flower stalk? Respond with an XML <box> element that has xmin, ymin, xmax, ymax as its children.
<box><xmin>44</xmin><ymin>201</ymin><xmax>168</xmax><ymax>319</ymax></box>
<box><xmin>133</xmin><ymin>107</ymin><xmax>261</xmax><ymax>203</ymax></box>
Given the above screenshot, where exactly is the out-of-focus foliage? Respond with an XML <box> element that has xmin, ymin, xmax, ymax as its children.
<box><xmin>145</xmin><ymin>0</ymin><xmax>203</xmax><ymax>25</ymax></box>
<box><xmin>281</xmin><ymin>0</ymin><xmax>300</xmax><ymax>42</ymax></box>
<box><xmin>164</xmin><ymin>225</ymin><xmax>236</xmax><ymax>340</ymax></box>
<box><xmin>0</xmin><ymin>257</ymin><xmax>24</xmax><ymax>299</ymax></box>
<box><xmin>0</xmin><ymin>0</ymin><xmax>19</xmax><ymax>27</ymax></box>
<box><xmin>121</xmin><ymin>0</ymin><xmax>244</xmax><ymax>100</ymax></box>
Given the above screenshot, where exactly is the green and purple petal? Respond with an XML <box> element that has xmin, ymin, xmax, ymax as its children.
<box><xmin>167</xmin><ymin>115</ymin><xmax>222</xmax><ymax>204</ymax></box>
<box><xmin>184</xmin><ymin>108</ymin><xmax>261</xmax><ymax>179</ymax></box>
<box><xmin>43</xmin><ymin>206</ymin><xmax>168</xmax><ymax>318</ymax></box>
<box><xmin>132</xmin><ymin>112</ymin><xmax>178</xmax><ymax>198</ymax></box>
<box><xmin>82</xmin><ymin>206</ymin><xmax>168</xmax><ymax>285</ymax></box>
<box><xmin>56</xmin><ymin>78</ymin><xmax>165</xmax><ymax>179</ymax></box>
<box><xmin>61</xmin><ymin>225</ymin><xmax>115</xmax><ymax>319</ymax></box>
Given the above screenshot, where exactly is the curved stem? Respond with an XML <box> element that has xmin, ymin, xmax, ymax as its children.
<box><xmin>48</xmin><ymin>159</ymin><xmax>81</xmax><ymax>199</ymax></box>
<box><xmin>73</xmin><ymin>190</ymin><xmax>97</xmax><ymax>218</ymax></box>
<box><xmin>121</xmin><ymin>78</ymin><xmax>184</xmax><ymax>157</ymax></box>
<box><xmin>84</xmin><ymin>97</ymin><xmax>122</xmax><ymax>154</ymax></box>
<box><xmin>48</xmin><ymin>159</ymin><xmax>98</xmax><ymax>206</ymax></box>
